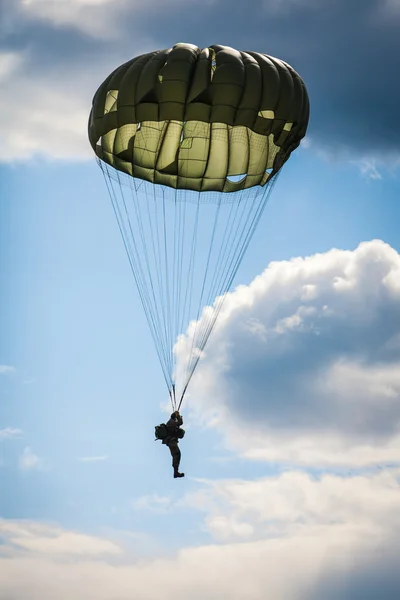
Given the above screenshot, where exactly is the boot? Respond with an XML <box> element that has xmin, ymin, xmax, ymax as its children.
<box><xmin>174</xmin><ymin>470</ymin><xmax>185</xmax><ymax>478</ymax></box>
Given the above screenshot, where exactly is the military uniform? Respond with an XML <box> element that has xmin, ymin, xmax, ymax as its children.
<box><xmin>164</xmin><ymin>413</ymin><xmax>184</xmax><ymax>477</ymax></box>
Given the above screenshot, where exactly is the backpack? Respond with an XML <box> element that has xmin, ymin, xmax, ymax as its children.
<box><xmin>154</xmin><ymin>423</ymin><xmax>168</xmax><ymax>441</ymax></box>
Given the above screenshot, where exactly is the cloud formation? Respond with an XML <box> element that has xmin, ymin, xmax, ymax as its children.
<box><xmin>181</xmin><ymin>470</ymin><xmax>400</xmax><ymax>543</ymax></box>
<box><xmin>0</xmin><ymin>0</ymin><xmax>398</xmax><ymax>167</ymax></box>
<box><xmin>0</xmin><ymin>519</ymin><xmax>122</xmax><ymax>556</ymax></box>
<box><xmin>180</xmin><ymin>240</ymin><xmax>400</xmax><ymax>466</ymax></box>
<box><xmin>1</xmin><ymin>468</ymin><xmax>400</xmax><ymax>599</ymax></box>
<box><xmin>0</xmin><ymin>428</ymin><xmax>22</xmax><ymax>440</ymax></box>
<box><xmin>18</xmin><ymin>0</ymin><xmax>132</xmax><ymax>39</ymax></box>
<box><xmin>19</xmin><ymin>446</ymin><xmax>43</xmax><ymax>470</ymax></box>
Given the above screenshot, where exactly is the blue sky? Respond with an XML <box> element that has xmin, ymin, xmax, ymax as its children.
<box><xmin>1</xmin><ymin>1</ymin><xmax>400</xmax><ymax>598</ymax></box>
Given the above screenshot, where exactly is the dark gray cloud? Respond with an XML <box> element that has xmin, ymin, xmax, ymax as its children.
<box><xmin>312</xmin><ymin>539</ymin><xmax>400</xmax><ymax>600</ymax></box>
<box><xmin>148</xmin><ymin>0</ymin><xmax>400</xmax><ymax>158</ymax></box>
<box><xmin>1</xmin><ymin>0</ymin><xmax>399</xmax><ymax>162</ymax></box>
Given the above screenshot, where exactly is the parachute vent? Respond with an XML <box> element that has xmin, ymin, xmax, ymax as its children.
<box><xmin>104</xmin><ymin>90</ymin><xmax>118</xmax><ymax>114</ymax></box>
<box><xmin>227</xmin><ymin>174</ymin><xmax>246</xmax><ymax>183</ymax></box>
<box><xmin>209</xmin><ymin>48</ymin><xmax>217</xmax><ymax>81</ymax></box>
<box><xmin>258</xmin><ymin>110</ymin><xmax>274</xmax><ymax>119</ymax></box>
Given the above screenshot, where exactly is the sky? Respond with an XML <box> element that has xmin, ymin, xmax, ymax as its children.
<box><xmin>1</xmin><ymin>0</ymin><xmax>400</xmax><ymax>598</ymax></box>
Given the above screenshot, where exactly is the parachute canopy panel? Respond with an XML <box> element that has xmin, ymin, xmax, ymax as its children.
<box><xmin>88</xmin><ymin>43</ymin><xmax>309</xmax><ymax>192</ymax></box>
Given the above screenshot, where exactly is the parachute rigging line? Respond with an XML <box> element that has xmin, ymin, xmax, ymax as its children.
<box><xmin>99</xmin><ymin>159</ymin><xmax>280</xmax><ymax>411</ymax></box>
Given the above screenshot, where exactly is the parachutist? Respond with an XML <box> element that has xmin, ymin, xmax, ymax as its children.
<box><xmin>163</xmin><ymin>411</ymin><xmax>185</xmax><ymax>478</ymax></box>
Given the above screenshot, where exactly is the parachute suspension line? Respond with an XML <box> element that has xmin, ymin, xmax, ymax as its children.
<box><xmin>177</xmin><ymin>188</ymin><xmax>249</xmax><ymax>409</ymax></box>
<box><xmin>171</xmin><ymin>192</ymin><xmax>179</xmax><ymax>379</ymax></box>
<box><xmin>99</xmin><ymin>159</ymin><xmax>280</xmax><ymax>412</ymax></box>
<box><xmin>171</xmin><ymin>193</ymin><xmax>188</xmax><ymax>391</ymax></box>
<box><xmin>169</xmin><ymin>384</ymin><xmax>177</xmax><ymax>412</ymax></box>
<box><xmin>182</xmin><ymin>185</ymin><xmax>254</xmax><ymax>400</ymax></box>
<box><xmin>172</xmin><ymin>192</ymin><xmax>200</xmax><ymax>403</ymax></box>
<box><xmin>127</xmin><ymin>174</ymin><xmax>173</xmax><ymax>389</ymax></box>
<box><xmin>183</xmin><ymin>194</ymin><xmax>222</xmax><ymax>389</ymax></box>
<box><xmin>226</xmin><ymin>173</ymin><xmax>280</xmax><ymax>292</ymax></box>
<box><xmin>99</xmin><ymin>161</ymin><xmax>171</xmax><ymax>392</ymax></box>
<box><xmin>211</xmin><ymin>188</ymin><xmax>260</xmax><ymax>305</ymax></box>
<box><xmin>198</xmin><ymin>187</ymin><xmax>247</xmax><ymax>333</ymax></box>
<box><xmin>181</xmin><ymin>198</ymin><xmax>200</xmax><ymax>339</ymax></box>
<box><xmin>144</xmin><ymin>180</ymin><xmax>171</xmax><ymax>382</ymax></box>
<box><xmin>199</xmin><ymin>177</ymin><xmax>281</xmax><ymax>374</ymax></box>
<box><xmin>97</xmin><ymin>160</ymin><xmax>169</xmax><ymax>387</ymax></box>
<box><xmin>139</xmin><ymin>122</ymin><xmax>175</xmax><ymax>388</ymax></box>
<box><xmin>161</xmin><ymin>190</ymin><xmax>173</xmax><ymax>378</ymax></box>
<box><xmin>174</xmin><ymin>195</ymin><xmax>186</xmax><ymax>371</ymax></box>
<box><xmin>177</xmin><ymin>174</ymin><xmax>281</xmax><ymax>412</ymax></box>
<box><xmin>152</xmin><ymin>182</ymin><xmax>173</xmax><ymax>385</ymax></box>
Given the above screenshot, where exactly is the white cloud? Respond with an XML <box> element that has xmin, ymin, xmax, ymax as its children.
<box><xmin>181</xmin><ymin>470</ymin><xmax>400</xmax><ymax>543</ymax></box>
<box><xmin>358</xmin><ymin>158</ymin><xmax>383</xmax><ymax>180</ymax></box>
<box><xmin>0</xmin><ymin>52</ymin><xmax>24</xmax><ymax>82</ymax></box>
<box><xmin>0</xmin><ymin>50</ymin><xmax>91</xmax><ymax>161</ymax></box>
<box><xmin>306</xmin><ymin>139</ymin><xmax>400</xmax><ymax>178</ymax></box>
<box><xmin>78</xmin><ymin>455</ymin><xmax>109</xmax><ymax>462</ymax></box>
<box><xmin>0</xmin><ymin>520</ymin><xmax>122</xmax><ymax>556</ymax></box>
<box><xmin>352</xmin><ymin>155</ymin><xmax>400</xmax><ymax>180</ymax></box>
<box><xmin>19</xmin><ymin>0</ymin><xmax>129</xmax><ymax>38</ymax></box>
<box><xmin>0</xmin><ymin>365</ymin><xmax>16</xmax><ymax>374</ymax></box>
<box><xmin>19</xmin><ymin>446</ymin><xmax>43</xmax><ymax>470</ymax></box>
<box><xmin>382</xmin><ymin>0</ymin><xmax>400</xmax><ymax>15</ymax></box>
<box><xmin>1</xmin><ymin>469</ymin><xmax>400</xmax><ymax>599</ymax></box>
<box><xmin>18</xmin><ymin>0</ymin><xmax>201</xmax><ymax>39</ymax></box>
<box><xmin>0</xmin><ymin>427</ymin><xmax>23</xmax><ymax>440</ymax></box>
<box><xmin>0</xmin><ymin>35</ymin><xmax>159</xmax><ymax>162</ymax></box>
<box><xmin>179</xmin><ymin>240</ymin><xmax>400</xmax><ymax>467</ymax></box>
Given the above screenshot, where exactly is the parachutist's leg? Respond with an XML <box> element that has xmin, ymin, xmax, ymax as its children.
<box><xmin>169</xmin><ymin>442</ymin><xmax>180</xmax><ymax>469</ymax></box>
<box><xmin>169</xmin><ymin>442</ymin><xmax>184</xmax><ymax>478</ymax></box>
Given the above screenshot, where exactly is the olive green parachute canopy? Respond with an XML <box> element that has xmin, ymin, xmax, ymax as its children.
<box><xmin>88</xmin><ymin>43</ymin><xmax>309</xmax><ymax>192</ymax></box>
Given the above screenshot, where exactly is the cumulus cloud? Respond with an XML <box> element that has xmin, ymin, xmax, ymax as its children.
<box><xmin>0</xmin><ymin>48</ymin><xmax>100</xmax><ymax>161</ymax></box>
<box><xmin>179</xmin><ymin>240</ymin><xmax>400</xmax><ymax>467</ymax></box>
<box><xmin>0</xmin><ymin>520</ymin><xmax>122</xmax><ymax>556</ymax></box>
<box><xmin>181</xmin><ymin>470</ymin><xmax>400</xmax><ymax>543</ymax></box>
<box><xmin>19</xmin><ymin>446</ymin><xmax>43</xmax><ymax>470</ymax></box>
<box><xmin>0</xmin><ymin>1</ymin><xmax>160</xmax><ymax>162</ymax></box>
<box><xmin>1</xmin><ymin>468</ymin><xmax>400</xmax><ymax>599</ymax></box>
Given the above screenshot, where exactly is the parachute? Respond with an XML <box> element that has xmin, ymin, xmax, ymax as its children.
<box><xmin>88</xmin><ymin>43</ymin><xmax>309</xmax><ymax>411</ymax></box>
